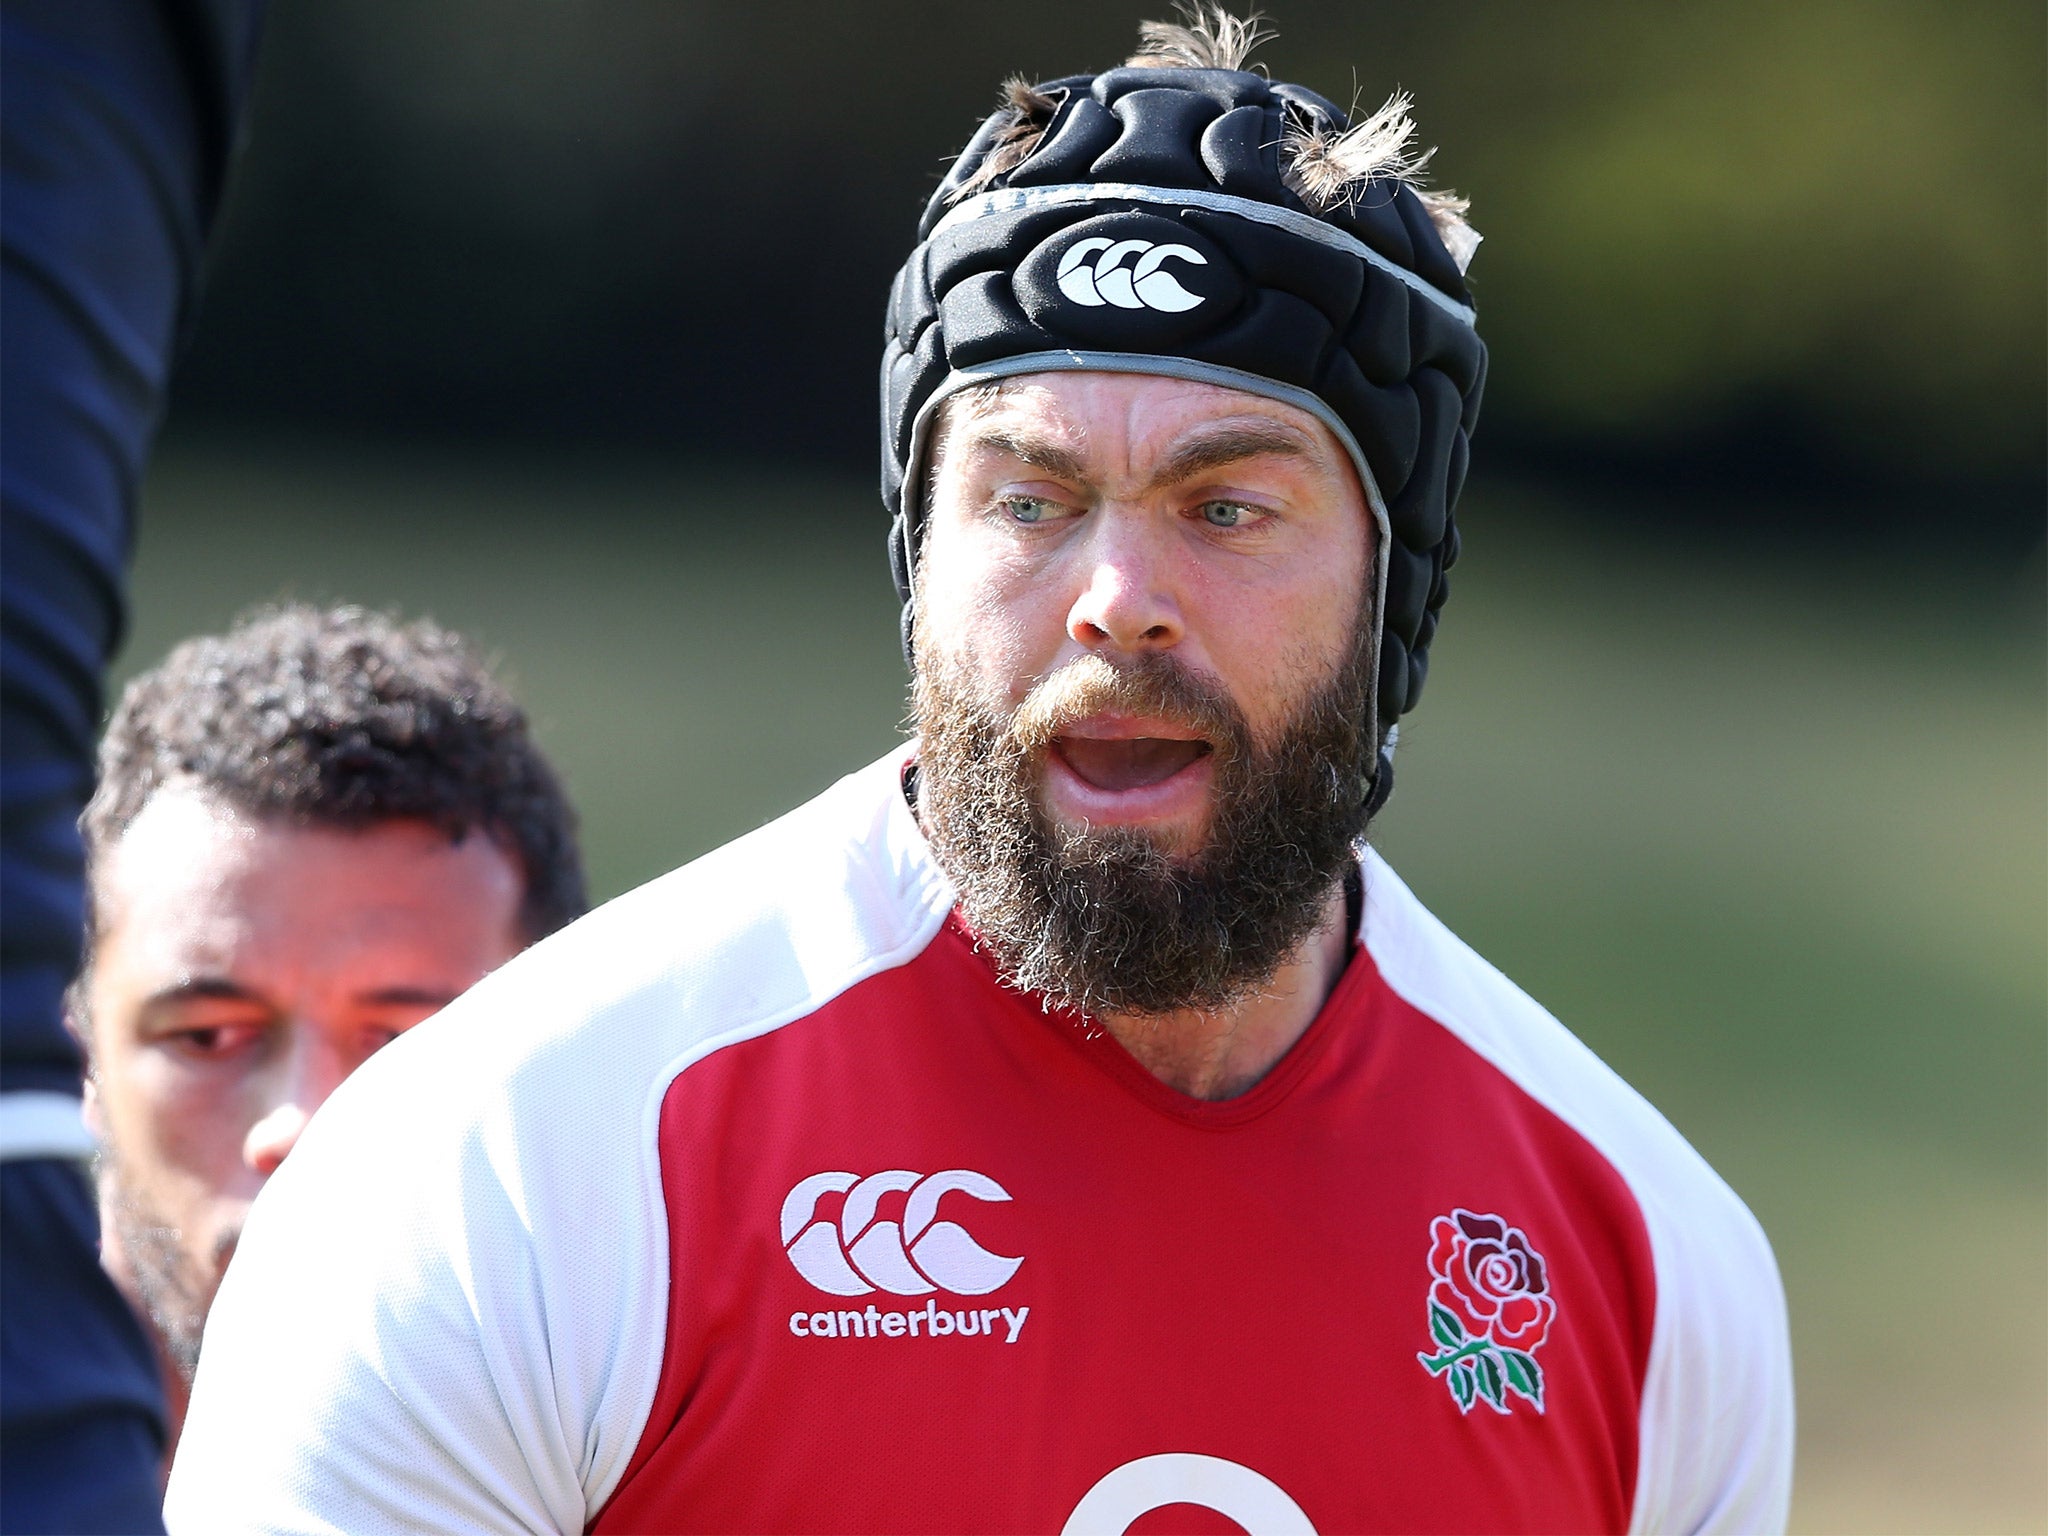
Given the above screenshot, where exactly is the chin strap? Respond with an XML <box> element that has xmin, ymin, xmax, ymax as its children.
<box><xmin>1364</xmin><ymin>749</ymin><xmax>1395</xmax><ymax>818</ymax></box>
<box><xmin>1363</xmin><ymin>722</ymin><xmax>1402</xmax><ymax>818</ymax></box>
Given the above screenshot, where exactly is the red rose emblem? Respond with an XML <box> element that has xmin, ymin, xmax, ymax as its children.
<box><xmin>1427</xmin><ymin>1209</ymin><xmax>1554</xmax><ymax>1352</ymax></box>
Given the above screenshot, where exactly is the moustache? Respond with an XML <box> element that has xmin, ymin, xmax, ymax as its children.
<box><xmin>1008</xmin><ymin>652</ymin><xmax>1248</xmax><ymax>767</ymax></box>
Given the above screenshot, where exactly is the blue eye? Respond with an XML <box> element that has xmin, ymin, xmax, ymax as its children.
<box><xmin>1202</xmin><ymin>501</ymin><xmax>1251</xmax><ymax>527</ymax></box>
<box><xmin>1002</xmin><ymin>496</ymin><xmax>1056</xmax><ymax>524</ymax></box>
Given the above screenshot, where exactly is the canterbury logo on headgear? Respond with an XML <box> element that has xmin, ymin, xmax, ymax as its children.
<box><xmin>1055</xmin><ymin>237</ymin><xmax>1209</xmax><ymax>312</ymax></box>
<box><xmin>781</xmin><ymin>1169</ymin><xmax>1024</xmax><ymax>1297</ymax></box>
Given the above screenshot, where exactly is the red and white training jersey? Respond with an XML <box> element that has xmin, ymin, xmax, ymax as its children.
<box><xmin>167</xmin><ymin>750</ymin><xmax>1791</xmax><ymax>1535</ymax></box>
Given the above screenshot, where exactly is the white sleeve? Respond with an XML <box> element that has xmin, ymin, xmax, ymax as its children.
<box><xmin>1357</xmin><ymin>852</ymin><xmax>1795</xmax><ymax>1535</ymax></box>
<box><xmin>1629</xmin><ymin>1185</ymin><xmax>1795</xmax><ymax>1534</ymax></box>
<box><xmin>162</xmin><ymin>956</ymin><xmax>676</xmax><ymax>1536</ymax></box>
<box><xmin>166</xmin><ymin>1048</ymin><xmax>589</xmax><ymax>1532</ymax></box>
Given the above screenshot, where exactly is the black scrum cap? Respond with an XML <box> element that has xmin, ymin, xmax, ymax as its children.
<box><xmin>882</xmin><ymin>60</ymin><xmax>1486</xmax><ymax>811</ymax></box>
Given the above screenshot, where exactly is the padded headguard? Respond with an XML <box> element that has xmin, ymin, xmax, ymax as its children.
<box><xmin>883</xmin><ymin>57</ymin><xmax>1486</xmax><ymax>810</ymax></box>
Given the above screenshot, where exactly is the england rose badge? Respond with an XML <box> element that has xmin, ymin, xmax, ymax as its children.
<box><xmin>1417</xmin><ymin>1209</ymin><xmax>1554</xmax><ymax>1414</ymax></box>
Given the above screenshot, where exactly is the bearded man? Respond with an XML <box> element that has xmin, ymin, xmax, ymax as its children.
<box><xmin>168</xmin><ymin>13</ymin><xmax>1792</xmax><ymax>1534</ymax></box>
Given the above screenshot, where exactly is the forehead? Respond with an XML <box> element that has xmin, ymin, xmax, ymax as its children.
<box><xmin>91</xmin><ymin>785</ymin><xmax>524</xmax><ymax>978</ymax></box>
<box><xmin>96</xmin><ymin>786</ymin><xmax>262</xmax><ymax>905</ymax></box>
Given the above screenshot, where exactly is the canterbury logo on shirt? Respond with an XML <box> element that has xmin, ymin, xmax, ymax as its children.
<box><xmin>1055</xmin><ymin>237</ymin><xmax>1209</xmax><ymax>312</ymax></box>
<box><xmin>781</xmin><ymin>1170</ymin><xmax>1029</xmax><ymax>1344</ymax></box>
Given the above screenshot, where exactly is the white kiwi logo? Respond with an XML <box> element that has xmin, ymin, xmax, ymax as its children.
<box><xmin>1055</xmin><ymin>237</ymin><xmax>1209</xmax><ymax>312</ymax></box>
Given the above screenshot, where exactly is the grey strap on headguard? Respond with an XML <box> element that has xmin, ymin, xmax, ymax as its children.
<box><xmin>882</xmin><ymin>63</ymin><xmax>1486</xmax><ymax>813</ymax></box>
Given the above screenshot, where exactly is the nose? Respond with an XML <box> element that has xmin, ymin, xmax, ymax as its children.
<box><xmin>243</xmin><ymin>1032</ymin><xmax>350</xmax><ymax>1177</ymax></box>
<box><xmin>242</xmin><ymin>1102</ymin><xmax>310</xmax><ymax>1177</ymax></box>
<box><xmin>1066</xmin><ymin>519</ymin><xmax>1184</xmax><ymax>653</ymax></box>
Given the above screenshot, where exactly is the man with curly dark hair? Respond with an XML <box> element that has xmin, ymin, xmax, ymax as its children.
<box><xmin>71</xmin><ymin>602</ymin><xmax>584</xmax><ymax>1458</ymax></box>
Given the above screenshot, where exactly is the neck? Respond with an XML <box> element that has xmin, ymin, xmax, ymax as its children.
<box><xmin>1098</xmin><ymin>881</ymin><xmax>1353</xmax><ymax>1101</ymax></box>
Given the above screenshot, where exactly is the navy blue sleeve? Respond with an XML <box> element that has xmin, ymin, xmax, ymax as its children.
<box><xmin>1</xmin><ymin>3</ymin><xmax>264</xmax><ymax>1529</ymax></box>
<box><xmin>2</xmin><ymin>0</ymin><xmax>261</xmax><ymax>1096</ymax></box>
<box><xmin>0</xmin><ymin>1161</ymin><xmax>174</xmax><ymax>1534</ymax></box>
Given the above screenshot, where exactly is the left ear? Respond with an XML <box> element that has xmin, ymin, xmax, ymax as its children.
<box><xmin>80</xmin><ymin>1072</ymin><xmax>106</xmax><ymax>1141</ymax></box>
<box><xmin>63</xmin><ymin>995</ymin><xmax>107</xmax><ymax>1139</ymax></box>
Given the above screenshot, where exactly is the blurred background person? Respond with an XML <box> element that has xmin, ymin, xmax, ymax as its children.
<box><xmin>1</xmin><ymin>1</ymin><xmax>267</xmax><ymax>1527</ymax></box>
<box><xmin>70</xmin><ymin>603</ymin><xmax>586</xmax><ymax>1460</ymax></box>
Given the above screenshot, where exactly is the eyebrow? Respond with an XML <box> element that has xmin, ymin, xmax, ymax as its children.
<box><xmin>961</xmin><ymin>418</ymin><xmax>1318</xmax><ymax>494</ymax></box>
<box><xmin>140</xmin><ymin>978</ymin><xmax>462</xmax><ymax>1012</ymax></box>
<box><xmin>1143</xmin><ymin>421</ymin><xmax>1317</xmax><ymax>492</ymax></box>
<box><xmin>142</xmin><ymin>976</ymin><xmax>262</xmax><ymax>1011</ymax></box>
<box><xmin>354</xmin><ymin>986</ymin><xmax>463</xmax><ymax>1010</ymax></box>
<box><xmin>959</xmin><ymin>426</ymin><xmax>1087</xmax><ymax>484</ymax></box>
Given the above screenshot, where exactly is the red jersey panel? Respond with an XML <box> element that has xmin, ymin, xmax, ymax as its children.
<box><xmin>596</xmin><ymin>915</ymin><xmax>1653</xmax><ymax>1534</ymax></box>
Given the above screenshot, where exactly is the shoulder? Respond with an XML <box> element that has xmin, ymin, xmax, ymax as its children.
<box><xmin>297</xmin><ymin>749</ymin><xmax>956</xmax><ymax>1193</ymax></box>
<box><xmin>446</xmin><ymin>746</ymin><xmax>953</xmax><ymax>1078</ymax></box>
<box><xmin>1360</xmin><ymin>849</ymin><xmax>1793</xmax><ymax>1534</ymax></box>
<box><xmin>1361</xmin><ymin>849</ymin><xmax>1746</xmax><ymax>1239</ymax></box>
<box><xmin>305</xmin><ymin>747</ymin><xmax>951</xmax><ymax>1154</ymax></box>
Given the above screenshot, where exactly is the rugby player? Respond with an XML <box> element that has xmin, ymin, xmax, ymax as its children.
<box><xmin>168</xmin><ymin>12</ymin><xmax>1792</xmax><ymax>1532</ymax></box>
<box><xmin>74</xmin><ymin>604</ymin><xmax>584</xmax><ymax>1460</ymax></box>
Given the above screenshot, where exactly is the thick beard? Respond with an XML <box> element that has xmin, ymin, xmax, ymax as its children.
<box><xmin>96</xmin><ymin>1147</ymin><xmax>229</xmax><ymax>1384</ymax></box>
<box><xmin>912</xmin><ymin>619</ymin><xmax>1374</xmax><ymax>1019</ymax></box>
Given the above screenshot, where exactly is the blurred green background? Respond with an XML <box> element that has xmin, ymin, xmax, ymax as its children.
<box><xmin>125</xmin><ymin>2</ymin><xmax>2043</xmax><ymax>1529</ymax></box>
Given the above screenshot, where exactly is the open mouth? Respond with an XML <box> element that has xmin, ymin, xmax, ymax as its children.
<box><xmin>1053</xmin><ymin>735</ymin><xmax>1213</xmax><ymax>792</ymax></box>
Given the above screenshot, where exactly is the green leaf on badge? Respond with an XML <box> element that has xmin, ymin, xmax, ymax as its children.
<box><xmin>1451</xmin><ymin>1363</ymin><xmax>1476</xmax><ymax>1410</ymax></box>
<box><xmin>1503</xmin><ymin>1349</ymin><xmax>1543</xmax><ymax>1403</ymax></box>
<box><xmin>1475</xmin><ymin>1352</ymin><xmax>1507</xmax><ymax>1409</ymax></box>
<box><xmin>1429</xmin><ymin>1302</ymin><xmax>1464</xmax><ymax>1347</ymax></box>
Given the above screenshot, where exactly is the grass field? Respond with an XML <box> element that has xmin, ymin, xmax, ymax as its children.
<box><xmin>130</xmin><ymin>437</ymin><xmax>2046</xmax><ymax>1531</ymax></box>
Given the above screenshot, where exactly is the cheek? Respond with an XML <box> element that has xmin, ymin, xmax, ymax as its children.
<box><xmin>1195</xmin><ymin>579</ymin><xmax>1357</xmax><ymax>732</ymax></box>
<box><xmin>87</xmin><ymin>1042</ymin><xmax>159</xmax><ymax>1150</ymax></box>
<box><xmin>919</xmin><ymin>539</ymin><xmax>1064</xmax><ymax>698</ymax></box>
<box><xmin>101</xmin><ymin>1060</ymin><xmax>256</xmax><ymax>1182</ymax></box>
